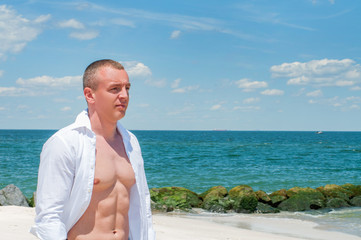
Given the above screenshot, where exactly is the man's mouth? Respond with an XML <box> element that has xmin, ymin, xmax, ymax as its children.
<box><xmin>115</xmin><ymin>103</ymin><xmax>127</xmax><ymax>109</ymax></box>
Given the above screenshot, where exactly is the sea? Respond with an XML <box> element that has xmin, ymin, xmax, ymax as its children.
<box><xmin>1</xmin><ymin>130</ymin><xmax>361</xmax><ymax>237</ymax></box>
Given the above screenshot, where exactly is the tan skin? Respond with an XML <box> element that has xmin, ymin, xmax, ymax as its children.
<box><xmin>67</xmin><ymin>66</ymin><xmax>135</xmax><ymax>240</ymax></box>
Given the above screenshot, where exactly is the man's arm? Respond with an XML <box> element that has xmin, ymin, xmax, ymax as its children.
<box><xmin>30</xmin><ymin>135</ymin><xmax>75</xmax><ymax>240</ymax></box>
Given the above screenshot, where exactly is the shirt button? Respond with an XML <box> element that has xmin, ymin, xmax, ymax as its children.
<box><xmin>90</xmin><ymin>165</ymin><xmax>94</xmax><ymax>169</ymax></box>
<box><xmin>88</xmin><ymin>189</ymin><xmax>91</xmax><ymax>193</ymax></box>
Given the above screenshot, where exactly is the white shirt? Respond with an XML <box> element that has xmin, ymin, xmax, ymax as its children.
<box><xmin>30</xmin><ymin>110</ymin><xmax>155</xmax><ymax>240</ymax></box>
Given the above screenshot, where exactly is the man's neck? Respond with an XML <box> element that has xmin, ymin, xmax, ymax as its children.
<box><xmin>88</xmin><ymin>110</ymin><xmax>118</xmax><ymax>141</ymax></box>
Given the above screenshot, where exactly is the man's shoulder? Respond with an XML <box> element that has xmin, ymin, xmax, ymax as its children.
<box><xmin>45</xmin><ymin>122</ymin><xmax>91</xmax><ymax>147</ymax></box>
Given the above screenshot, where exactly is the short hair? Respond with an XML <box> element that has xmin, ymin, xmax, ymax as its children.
<box><xmin>83</xmin><ymin>59</ymin><xmax>124</xmax><ymax>90</ymax></box>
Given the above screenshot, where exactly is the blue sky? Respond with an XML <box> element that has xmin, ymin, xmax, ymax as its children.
<box><xmin>0</xmin><ymin>0</ymin><xmax>360</xmax><ymax>131</ymax></box>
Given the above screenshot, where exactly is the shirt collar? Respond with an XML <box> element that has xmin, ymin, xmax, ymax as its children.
<box><xmin>74</xmin><ymin>109</ymin><xmax>130</xmax><ymax>143</ymax></box>
<box><xmin>74</xmin><ymin>109</ymin><xmax>93</xmax><ymax>132</ymax></box>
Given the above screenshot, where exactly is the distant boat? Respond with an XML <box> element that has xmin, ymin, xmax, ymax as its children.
<box><xmin>316</xmin><ymin>131</ymin><xmax>323</xmax><ymax>134</ymax></box>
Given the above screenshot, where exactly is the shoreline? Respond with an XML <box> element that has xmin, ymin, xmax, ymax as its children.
<box><xmin>1</xmin><ymin>206</ymin><xmax>360</xmax><ymax>240</ymax></box>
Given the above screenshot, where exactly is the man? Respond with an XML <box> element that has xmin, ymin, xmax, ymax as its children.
<box><xmin>30</xmin><ymin>59</ymin><xmax>155</xmax><ymax>240</ymax></box>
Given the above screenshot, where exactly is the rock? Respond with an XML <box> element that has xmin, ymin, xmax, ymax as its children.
<box><xmin>278</xmin><ymin>188</ymin><xmax>325</xmax><ymax>211</ymax></box>
<box><xmin>229</xmin><ymin>185</ymin><xmax>258</xmax><ymax>213</ymax></box>
<box><xmin>202</xmin><ymin>197</ymin><xmax>233</xmax><ymax>213</ymax></box>
<box><xmin>200</xmin><ymin>186</ymin><xmax>231</xmax><ymax>213</ymax></box>
<box><xmin>28</xmin><ymin>192</ymin><xmax>36</xmax><ymax>208</ymax></box>
<box><xmin>350</xmin><ymin>196</ymin><xmax>361</xmax><ymax>207</ymax></box>
<box><xmin>269</xmin><ymin>189</ymin><xmax>287</xmax><ymax>206</ymax></box>
<box><xmin>200</xmin><ymin>186</ymin><xmax>228</xmax><ymax>200</ymax></box>
<box><xmin>326</xmin><ymin>197</ymin><xmax>350</xmax><ymax>208</ymax></box>
<box><xmin>317</xmin><ymin>184</ymin><xmax>352</xmax><ymax>202</ymax></box>
<box><xmin>255</xmin><ymin>202</ymin><xmax>280</xmax><ymax>214</ymax></box>
<box><xmin>341</xmin><ymin>184</ymin><xmax>361</xmax><ymax>198</ymax></box>
<box><xmin>255</xmin><ymin>190</ymin><xmax>271</xmax><ymax>203</ymax></box>
<box><xmin>0</xmin><ymin>184</ymin><xmax>29</xmax><ymax>207</ymax></box>
<box><xmin>150</xmin><ymin>187</ymin><xmax>202</xmax><ymax>212</ymax></box>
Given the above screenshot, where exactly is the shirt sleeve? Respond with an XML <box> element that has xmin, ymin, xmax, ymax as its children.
<box><xmin>30</xmin><ymin>135</ymin><xmax>75</xmax><ymax>240</ymax></box>
<box><xmin>137</xmin><ymin>146</ymin><xmax>156</xmax><ymax>240</ymax></box>
<box><xmin>144</xmin><ymin>182</ymin><xmax>156</xmax><ymax>240</ymax></box>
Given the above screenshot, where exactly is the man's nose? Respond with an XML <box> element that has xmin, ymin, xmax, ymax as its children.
<box><xmin>118</xmin><ymin>88</ymin><xmax>128</xmax><ymax>98</ymax></box>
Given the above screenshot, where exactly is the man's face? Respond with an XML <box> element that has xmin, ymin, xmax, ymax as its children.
<box><xmin>92</xmin><ymin>66</ymin><xmax>130</xmax><ymax>123</ymax></box>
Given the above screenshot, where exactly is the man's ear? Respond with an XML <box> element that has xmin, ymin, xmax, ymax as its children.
<box><xmin>84</xmin><ymin>87</ymin><xmax>95</xmax><ymax>104</ymax></box>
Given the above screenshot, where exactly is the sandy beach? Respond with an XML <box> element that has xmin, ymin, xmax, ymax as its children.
<box><xmin>1</xmin><ymin>206</ymin><xmax>360</xmax><ymax>240</ymax></box>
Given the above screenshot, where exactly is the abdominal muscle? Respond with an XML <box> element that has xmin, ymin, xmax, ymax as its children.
<box><xmin>68</xmin><ymin>138</ymin><xmax>136</xmax><ymax>240</ymax></box>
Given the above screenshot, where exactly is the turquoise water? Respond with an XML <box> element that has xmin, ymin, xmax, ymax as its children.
<box><xmin>0</xmin><ymin>130</ymin><xmax>361</xmax><ymax>236</ymax></box>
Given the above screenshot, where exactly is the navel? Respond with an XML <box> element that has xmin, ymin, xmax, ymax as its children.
<box><xmin>93</xmin><ymin>178</ymin><xmax>100</xmax><ymax>185</ymax></box>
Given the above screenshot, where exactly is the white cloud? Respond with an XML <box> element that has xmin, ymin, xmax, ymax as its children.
<box><xmin>121</xmin><ymin>61</ymin><xmax>152</xmax><ymax>77</ymax></box>
<box><xmin>210</xmin><ymin>104</ymin><xmax>222</xmax><ymax>110</ymax></box>
<box><xmin>306</xmin><ymin>89</ymin><xmax>323</xmax><ymax>97</ymax></box>
<box><xmin>350</xmin><ymin>86</ymin><xmax>361</xmax><ymax>91</ymax></box>
<box><xmin>61</xmin><ymin>106</ymin><xmax>71</xmax><ymax>111</ymax></box>
<box><xmin>311</xmin><ymin>0</ymin><xmax>335</xmax><ymax>5</ymax></box>
<box><xmin>0</xmin><ymin>87</ymin><xmax>28</xmax><ymax>96</ymax></box>
<box><xmin>310</xmin><ymin>96</ymin><xmax>361</xmax><ymax>111</ymax></box>
<box><xmin>16</xmin><ymin>75</ymin><xmax>82</xmax><ymax>88</ymax></box>
<box><xmin>271</xmin><ymin>58</ymin><xmax>361</xmax><ymax>87</ymax></box>
<box><xmin>261</xmin><ymin>89</ymin><xmax>284</xmax><ymax>96</ymax></box>
<box><xmin>110</xmin><ymin>18</ymin><xmax>136</xmax><ymax>28</ymax></box>
<box><xmin>308</xmin><ymin>99</ymin><xmax>317</xmax><ymax>104</ymax></box>
<box><xmin>233</xmin><ymin>106</ymin><xmax>261</xmax><ymax>111</ymax></box>
<box><xmin>0</xmin><ymin>5</ymin><xmax>50</xmax><ymax>58</ymax></box>
<box><xmin>243</xmin><ymin>97</ymin><xmax>260</xmax><ymax>104</ymax></box>
<box><xmin>172</xmin><ymin>85</ymin><xmax>199</xmax><ymax>93</ymax></box>
<box><xmin>34</xmin><ymin>14</ymin><xmax>51</xmax><ymax>24</ymax></box>
<box><xmin>0</xmin><ymin>70</ymin><xmax>3</xmax><ymax>77</ymax></box>
<box><xmin>59</xmin><ymin>19</ymin><xmax>85</xmax><ymax>29</ymax></box>
<box><xmin>121</xmin><ymin>61</ymin><xmax>167</xmax><ymax>87</ymax></box>
<box><xmin>170</xmin><ymin>30</ymin><xmax>181</xmax><ymax>39</ymax></box>
<box><xmin>346</xmin><ymin>96</ymin><xmax>361</xmax><ymax>102</ymax></box>
<box><xmin>137</xmin><ymin>103</ymin><xmax>150</xmax><ymax>108</ymax></box>
<box><xmin>171</xmin><ymin>78</ymin><xmax>181</xmax><ymax>88</ymax></box>
<box><xmin>69</xmin><ymin>30</ymin><xmax>99</xmax><ymax>40</ymax></box>
<box><xmin>350</xmin><ymin>104</ymin><xmax>360</xmax><ymax>110</ymax></box>
<box><xmin>145</xmin><ymin>78</ymin><xmax>167</xmax><ymax>88</ymax></box>
<box><xmin>167</xmin><ymin>104</ymin><xmax>195</xmax><ymax>116</ymax></box>
<box><xmin>0</xmin><ymin>107</ymin><xmax>5</xmax><ymax>111</ymax></box>
<box><xmin>17</xmin><ymin>105</ymin><xmax>28</xmax><ymax>109</ymax></box>
<box><xmin>235</xmin><ymin>78</ymin><xmax>268</xmax><ymax>91</ymax></box>
<box><xmin>78</xmin><ymin>3</ymin><xmax>261</xmax><ymax>41</ymax></box>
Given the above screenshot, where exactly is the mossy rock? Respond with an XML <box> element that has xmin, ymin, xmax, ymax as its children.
<box><xmin>286</xmin><ymin>187</ymin><xmax>319</xmax><ymax>198</ymax></box>
<box><xmin>200</xmin><ymin>186</ymin><xmax>228</xmax><ymax>200</ymax></box>
<box><xmin>27</xmin><ymin>193</ymin><xmax>36</xmax><ymax>208</ymax></box>
<box><xmin>255</xmin><ymin>190</ymin><xmax>271</xmax><ymax>203</ymax></box>
<box><xmin>201</xmin><ymin>186</ymin><xmax>230</xmax><ymax>213</ymax></box>
<box><xmin>326</xmin><ymin>197</ymin><xmax>350</xmax><ymax>208</ymax></box>
<box><xmin>317</xmin><ymin>184</ymin><xmax>352</xmax><ymax>201</ymax></box>
<box><xmin>341</xmin><ymin>184</ymin><xmax>361</xmax><ymax>198</ymax></box>
<box><xmin>269</xmin><ymin>189</ymin><xmax>287</xmax><ymax>206</ymax></box>
<box><xmin>202</xmin><ymin>197</ymin><xmax>234</xmax><ymax>213</ymax></box>
<box><xmin>278</xmin><ymin>190</ymin><xmax>325</xmax><ymax>211</ymax></box>
<box><xmin>229</xmin><ymin>185</ymin><xmax>253</xmax><ymax>198</ymax></box>
<box><xmin>229</xmin><ymin>185</ymin><xmax>258</xmax><ymax>213</ymax></box>
<box><xmin>350</xmin><ymin>196</ymin><xmax>361</xmax><ymax>207</ymax></box>
<box><xmin>256</xmin><ymin>202</ymin><xmax>280</xmax><ymax>214</ymax></box>
<box><xmin>150</xmin><ymin>187</ymin><xmax>202</xmax><ymax>211</ymax></box>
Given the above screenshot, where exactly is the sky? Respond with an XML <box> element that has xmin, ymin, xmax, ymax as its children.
<box><xmin>0</xmin><ymin>0</ymin><xmax>360</xmax><ymax>131</ymax></box>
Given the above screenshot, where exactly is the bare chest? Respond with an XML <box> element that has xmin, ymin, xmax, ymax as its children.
<box><xmin>93</xmin><ymin>137</ymin><xmax>136</xmax><ymax>192</ymax></box>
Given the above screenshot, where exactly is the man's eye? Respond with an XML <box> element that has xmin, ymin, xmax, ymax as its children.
<box><xmin>110</xmin><ymin>87</ymin><xmax>119</xmax><ymax>92</ymax></box>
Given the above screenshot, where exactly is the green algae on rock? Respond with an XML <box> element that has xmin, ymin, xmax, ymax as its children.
<box><xmin>150</xmin><ymin>187</ymin><xmax>202</xmax><ymax>212</ymax></box>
